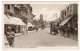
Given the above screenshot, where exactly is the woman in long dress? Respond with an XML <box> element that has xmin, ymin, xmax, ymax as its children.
<box><xmin>6</xmin><ymin>26</ymin><xmax>15</xmax><ymax>47</ymax></box>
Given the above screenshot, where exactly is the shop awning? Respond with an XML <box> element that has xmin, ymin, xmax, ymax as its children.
<box><xmin>52</xmin><ymin>18</ymin><xmax>60</xmax><ymax>22</ymax></box>
<box><xmin>27</xmin><ymin>22</ymin><xmax>33</xmax><ymax>27</ymax></box>
<box><xmin>4</xmin><ymin>14</ymin><xmax>13</xmax><ymax>24</ymax></box>
<box><xmin>59</xmin><ymin>17</ymin><xmax>71</xmax><ymax>26</ymax></box>
<box><xmin>9</xmin><ymin>17</ymin><xmax>25</xmax><ymax>25</ymax></box>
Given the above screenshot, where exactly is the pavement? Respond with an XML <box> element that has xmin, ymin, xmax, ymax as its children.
<box><xmin>15</xmin><ymin>31</ymin><xmax>36</xmax><ymax>36</ymax></box>
<box><xmin>4</xmin><ymin>30</ymin><xmax>36</xmax><ymax>47</ymax></box>
<box><xmin>15</xmin><ymin>33</ymin><xmax>22</xmax><ymax>36</ymax></box>
<box><xmin>13</xmin><ymin>28</ymin><xmax>78</xmax><ymax>47</ymax></box>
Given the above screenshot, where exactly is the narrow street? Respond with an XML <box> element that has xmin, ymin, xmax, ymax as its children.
<box><xmin>4</xmin><ymin>3</ymin><xmax>78</xmax><ymax>50</ymax></box>
<box><xmin>14</xmin><ymin>28</ymin><xmax>78</xmax><ymax>47</ymax></box>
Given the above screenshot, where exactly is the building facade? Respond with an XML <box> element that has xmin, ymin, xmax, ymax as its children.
<box><xmin>39</xmin><ymin>14</ymin><xmax>44</xmax><ymax>28</ymax></box>
<box><xmin>59</xmin><ymin>9</ymin><xmax>66</xmax><ymax>23</ymax></box>
<box><xmin>59</xmin><ymin>4</ymin><xmax>78</xmax><ymax>39</ymax></box>
<box><xmin>4</xmin><ymin>4</ymin><xmax>35</xmax><ymax>24</ymax></box>
<box><xmin>4</xmin><ymin>4</ymin><xmax>35</xmax><ymax>34</ymax></box>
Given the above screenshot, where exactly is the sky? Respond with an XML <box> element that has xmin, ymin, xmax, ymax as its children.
<box><xmin>31</xmin><ymin>4</ymin><xmax>68</xmax><ymax>21</ymax></box>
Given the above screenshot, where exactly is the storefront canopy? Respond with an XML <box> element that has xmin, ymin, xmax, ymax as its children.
<box><xmin>9</xmin><ymin>17</ymin><xmax>25</xmax><ymax>25</ymax></box>
<box><xmin>4</xmin><ymin>14</ymin><xmax>13</xmax><ymax>24</ymax></box>
<box><xmin>27</xmin><ymin>22</ymin><xmax>33</xmax><ymax>27</ymax></box>
<box><xmin>4</xmin><ymin>14</ymin><xmax>25</xmax><ymax>25</ymax></box>
<box><xmin>59</xmin><ymin>17</ymin><xmax>71</xmax><ymax>26</ymax></box>
<box><xmin>52</xmin><ymin>18</ymin><xmax>60</xmax><ymax>22</ymax></box>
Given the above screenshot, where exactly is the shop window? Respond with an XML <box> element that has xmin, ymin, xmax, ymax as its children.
<box><xmin>7</xmin><ymin>5</ymin><xmax>10</xmax><ymax>10</ymax></box>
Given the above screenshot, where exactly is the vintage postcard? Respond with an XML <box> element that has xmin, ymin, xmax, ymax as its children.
<box><xmin>2</xmin><ymin>1</ymin><xmax>79</xmax><ymax>50</ymax></box>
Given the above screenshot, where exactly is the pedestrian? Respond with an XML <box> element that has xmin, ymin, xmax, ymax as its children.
<box><xmin>36</xmin><ymin>25</ymin><xmax>38</xmax><ymax>32</ymax></box>
<box><xmin>6</xmin><ymin>26</ymin><xmax>15</xmax><ymax>47</ymax></box>
<box><xmin>67</xmin><ymin>24</ymin><xmax>70</xmax><ymax>38</ymax></box>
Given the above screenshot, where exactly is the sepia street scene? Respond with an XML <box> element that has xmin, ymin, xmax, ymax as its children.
<box><xmin>4</xmin><ymin>2</ymin><xmax>78</xmax><ymax>48</ymax></box>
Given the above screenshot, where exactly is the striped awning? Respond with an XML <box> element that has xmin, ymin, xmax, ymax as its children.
<box><xmin>4</xmin><ymin>14</ymin><xmax>25</xmax><ymax>25</ymax></box>
<box><xmin>9</xmin><ymin>17</ymin><xmax>25</xmax><ymax>25</ymax></box>
<box><xmin>4</xmin><ymin>14</ymin><xmax>13</xmax><ymax>24</ymax></box>
<box><xmin>59</xmin><ymin>17</ymin><xmax>71</xmax><ymax>26</ymax></box>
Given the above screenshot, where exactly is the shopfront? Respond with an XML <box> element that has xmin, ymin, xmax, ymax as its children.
<box><xmin>59</xmin><ymin>16</ymin><xmax>78</xmax><ymax>39</ymax></box>
<box><xmin>9</xmin><ymin>16</ymin><xmax>26</xmax><ymax>33</ymax></box>
<box><xmin>4</xmin><ymin>14</ymin><xmax>14</xmax><ymax>35</ymax></box>
<box><xmin>4</xmin><ymin>14</ymin><xmax>26</xmax><ymax>35</ymax></box>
